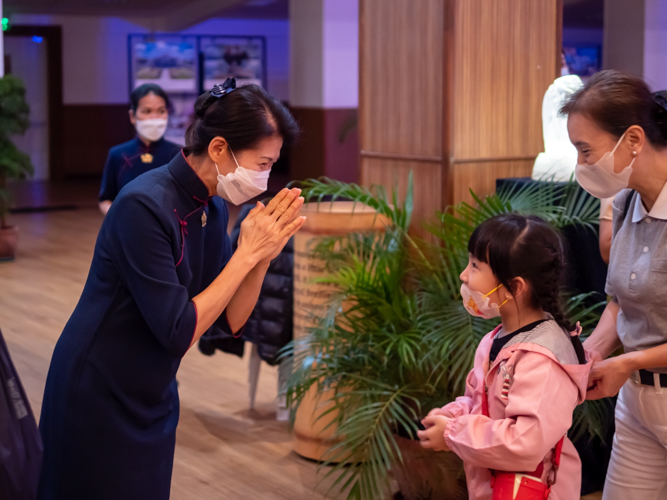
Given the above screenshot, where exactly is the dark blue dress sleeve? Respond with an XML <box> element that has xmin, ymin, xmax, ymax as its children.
<box><xmin>107</xmin><ymin>194</ymin><xmax>197</xmax><ymax>356</ymax></box>
<box><xmin>99</xmin><ymin>149</ymin><xmax>119</xmax><ymax>202</ymax></box>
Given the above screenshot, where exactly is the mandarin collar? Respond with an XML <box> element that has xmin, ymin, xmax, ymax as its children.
<box><xmin>168</xmin><ymin>150</ymin><xmax>211</xmax><ymax>202</ymax></box>
<box><xmin>632</xmin><ymin>181</ymin><xmax>667</xmax><ymax>222</ymax></box>
<box><xmin>134</xmin><ymin>136</ymin><xmax>165</xmax><ymax>151</ymax></box>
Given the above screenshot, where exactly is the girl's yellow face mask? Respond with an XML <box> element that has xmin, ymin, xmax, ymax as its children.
<box><xmin>460</xmin><ymin>283</ymin><xmax>508</xmax><ymax>319</ymax></box>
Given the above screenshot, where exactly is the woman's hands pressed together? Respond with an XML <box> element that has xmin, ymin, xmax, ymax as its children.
<box><xmin>238</xmin><ymin>187</ymin><xmax>306</xmax><ymax>266</ymax></box>
<box><xmin>190</xmin><ymin>187</ymin><xmax>305</xmax><ymax>341</ymax></box>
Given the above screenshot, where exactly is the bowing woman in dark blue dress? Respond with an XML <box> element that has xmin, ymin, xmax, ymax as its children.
<box><xmin>38</xmin><ymin>79</ymin><xmax>303</xmax><ymax>500</ymax></box>
<box><xmin>98</xmin><ymin>83</ymin><xmax>181</xmax><ymax>215</ymax></box>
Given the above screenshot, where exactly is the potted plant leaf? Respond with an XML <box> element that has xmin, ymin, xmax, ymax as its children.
<box><xmin>283</xmin><ymin>177</ymin><xmax>612</xmax><ymax>500</ymax></box>
<box><xmin>0</xmin><ymin>75</ymin><xmax>33</xmax><ymax>261</ymax></box>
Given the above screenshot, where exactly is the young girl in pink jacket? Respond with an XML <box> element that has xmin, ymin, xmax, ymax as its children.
<box><xmin>418</xmin><ymin>214</ymin><xmax>591</xmax><ymax>500</ymax></box>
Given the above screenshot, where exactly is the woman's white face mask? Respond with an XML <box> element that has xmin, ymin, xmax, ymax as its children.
<box><xmin>575</xmin><ymin>130</ymin><xmax>635</xmax><ymax>199</ymax></box>
<box><xmin>135</xmin><ymin>118</ymin><xmax>168</xmax><ymax>143</ymax></box>
<box><xmin>215</xmin><ymin>148</ymin><xmax>270</xmax><ymax>205</ymax></box>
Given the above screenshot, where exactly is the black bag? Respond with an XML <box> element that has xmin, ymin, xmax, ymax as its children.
<box><xmin>0</xmin><ymin>328</ymin><xmax>42</xmax><ymax>500</ymax></box>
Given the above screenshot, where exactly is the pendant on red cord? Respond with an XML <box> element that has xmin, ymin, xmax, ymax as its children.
<box><xmin>201</xmin><ymin>211</ymin><xmax>207</xmax><ymax>227</ymax></box>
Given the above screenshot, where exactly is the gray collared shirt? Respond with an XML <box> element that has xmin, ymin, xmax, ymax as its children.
<box><xmin>606</xmin><ymin>187</ymin><xmax>667</xmax><ymax>373</ymax></box>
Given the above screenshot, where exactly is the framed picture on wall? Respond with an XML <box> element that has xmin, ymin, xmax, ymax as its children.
<box><xmin>163</xmin><ymin>94</ymin><xmax>197</xmax><ymax>146</ymax></box>
<box><xmin>128</xmin><ymin>34</ymin><xmax>267</xmax><ymax>145</ymax></box>
<box><xmin>563</xmin><ymin>45</ymin><xmax>601</xmax><ymax>80</ymax></box>
<box><xmin>129</xmin><ymin>34</ymin><xmax>199</xmax><ymax>92</ymax></box>
<box><xmin>199</xmin><ymin>36</ymin><xmax>266</xmax><ymax>92</ymax></box>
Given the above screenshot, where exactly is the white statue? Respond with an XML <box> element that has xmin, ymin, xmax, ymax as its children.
<box><xmin>532</xmin><ymin>75</ymin><xmax>584</xmax><ymax>182</ymax></box>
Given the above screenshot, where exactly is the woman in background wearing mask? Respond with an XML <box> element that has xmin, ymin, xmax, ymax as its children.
<box><xmin>38</xmin><ymin>79</ymin><xmax>305</xmax><ymax>500</ymax></box>
<box><xmin>98</xmin><ymin>83</ymin><xmax>180</xmax><ymax>214</ymax></box>
<box><xmin>562</xmin><ymin>70</ymin><xmax>667</xmax><ymax>500</ymax></box>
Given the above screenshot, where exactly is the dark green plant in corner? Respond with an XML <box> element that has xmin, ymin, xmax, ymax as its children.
<box><xmin>283</xmin><ymin>176</ymin><xmax>610</xmax><ymax>500</ymax></box>
<box><xmin>0</xmin><ymin>75</ymin><xmax>32</xmax><ymax>229</ymax></box>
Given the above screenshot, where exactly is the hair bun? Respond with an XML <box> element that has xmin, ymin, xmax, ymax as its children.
<box><xmin>194</xmin><ymin>93</ymin><xmax>215</xmax><ymax>118</ymax></box>
<box><xmin>185</xmin><ymin>82</ymin><xmax>299</xmax><ymax>157</ymax></box>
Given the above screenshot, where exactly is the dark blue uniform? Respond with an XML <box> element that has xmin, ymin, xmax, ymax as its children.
<box><xmin>99</xmin><ymin>137</ymin><xmax>180</xmax><ymax>202</ymax></box>
<box><xmin>39</xmin><ymin>152</ymin><xmax>240</xmax><ymax>499</ymax></box>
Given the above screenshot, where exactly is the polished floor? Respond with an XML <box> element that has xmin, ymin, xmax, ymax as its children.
<box><xmin>0</xmin><ymin>208</ymin><xmax>335</xmax><ymax>500</ymax></box>
<box><xmin>1</xmin><ymin>181</ymin><xmax>602</xmax><ymax>499</ymax></box>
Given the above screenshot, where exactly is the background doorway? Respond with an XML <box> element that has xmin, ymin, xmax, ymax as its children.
<box><xmin>5</xmin><ymin>35</ymin><xmax>50</xmax><ymax>180</ymax></box>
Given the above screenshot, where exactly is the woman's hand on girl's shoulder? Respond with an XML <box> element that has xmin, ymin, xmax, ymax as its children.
<box><xmin>417</xmin><ymin>415</ymin><xmax>451</xmax><ymax>452</ymax></box>
<box><xmin>586</xmin><ymin>355</ymin><xmax>634</xmax><ymax>400</ymax></box>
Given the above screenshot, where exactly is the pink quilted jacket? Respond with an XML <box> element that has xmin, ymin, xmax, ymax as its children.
<box><xmin>432</xmin><ymin>321</ymin><xmax>591</xmax><ymax>500</ymax></box>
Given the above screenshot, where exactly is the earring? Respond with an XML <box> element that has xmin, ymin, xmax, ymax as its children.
<box><xmin>632</xmin><ymin>151</ymin><xmax>637</xmax><ymax>157</ymax></box>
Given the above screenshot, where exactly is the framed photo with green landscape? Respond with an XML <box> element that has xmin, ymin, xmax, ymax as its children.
<box><xmin>129</xmin><ymin>34</ymin><xmax>199</xmax><ymax>93</ymax></box>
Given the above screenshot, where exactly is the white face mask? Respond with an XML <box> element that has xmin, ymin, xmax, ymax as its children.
<box><xmin>135</xmin><ymin>118</ymin><xmax>168</xmax><ymax>142</ymax></box>
<box><xmin>215</xmin><ymin>148</ymin><xmax>270</xmax><ymax>205</ymax></box>
<box><xmin>574</xmin><ymin>130</ymin><xmax>635</xmax><ymax>199</ymax></box>
<box><xmin>460</xmin><ymin>283</ymin><xmax>507</xmax><ymax>320</ymax></box>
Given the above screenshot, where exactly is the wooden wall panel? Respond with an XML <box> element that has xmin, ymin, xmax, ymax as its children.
<box><xmin>359</xmin><ymin>0</ymin><xmax>560</xmax><ymax>225</ymax></box>
<box><xmin>290</xmin><ymin>108</ymin><xmax>360</xmax><ymax>183</ymax></box>
<box><xmin>290</xmin><ymin>107</ymin><xmax>326</xmax><ymax>181</ymax></box>
<box><xmin>361</xmin><ymin>158</ymin><xmax>442</xmax><ymax>226</ymax></box>
<box><xmin>452</xmin><ymin>0</ymin><xmax>558</xmax><ymax>160</ymax></box>
<box><xmin>61</xmin><ymin>104</ymin><xmax>134</xmax><ymax>177</ymax></box>
<box><xmin>452</xmin><ymin>159</ymin><xmax>534</xmax><ymax>206</ymax></box>
<box><xmin>359</xmin><ymin>0</ymin><xmax>444</xmax><ymax>158</ymax></box>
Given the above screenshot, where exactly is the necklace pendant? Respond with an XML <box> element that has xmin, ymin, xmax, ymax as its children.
<box><xmin>201</xmin><ymin>211</ymin><xmax>207</xmax><ymax>227</ymax></box>
<box><xmin>141</xmin><ymin>152</ymin><xmax>154</xmax><ymax>163</ymax></box>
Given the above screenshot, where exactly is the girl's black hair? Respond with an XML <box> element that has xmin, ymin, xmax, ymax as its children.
<box><xmin>560</xmin><ymin>69</ymin><xmax>667</xmax><ymax>148</ymax></box>
<box><xmin>184</xmin><ymin>84</ymin><xmax>299</xmax><ymax>156</ymax></box>
<box><xmin>130</xmin><ymin>83</ymin><xmax>171</xmax><ymax>113</ymax></box>
<box><xmin>468</xmin><ymin>213</ymin><xmax>572</xmax><ymax>332</ymax></box>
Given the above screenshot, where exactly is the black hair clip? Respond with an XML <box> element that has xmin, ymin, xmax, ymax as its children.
<box><xmin>211</xmin><ymin>78</ymin><xmax>236</xmax><ymax>98</ymax></box>
<box><xmin>653</xmin><ymin>91</ymin><xmax>667</xmax><ymax>112</ymax></box>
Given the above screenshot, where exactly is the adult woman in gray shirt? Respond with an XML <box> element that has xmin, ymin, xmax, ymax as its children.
<box><xmin>562</xmin><ymin>70</ymin><xmax>667</xmax><ymax>500</ymax></box>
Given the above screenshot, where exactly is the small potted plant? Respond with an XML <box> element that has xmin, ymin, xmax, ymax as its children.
<box><xmin>0</xmin><ymin>75</ymin><xmax>33</xmax><ymax>261</ymax></box>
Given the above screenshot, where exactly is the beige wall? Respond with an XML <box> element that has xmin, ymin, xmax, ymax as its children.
<box><xmin>603</xmin><ymin>0</ymin><xmax>645</xmax><ymax>77</ymax></box>
<box><xmin>644</xmin><ymin>0</ymin><xmax>667</xmax><ymax>91</ymax></box>
<box><xmin>14</xmin><ymin>14</ymin><xmax>290</xmax><ymax>104</ymax></box>
<box><xmin>603</xmin><ymin>0</ymin><xmax>667</xmax><ymax>90</ymax></box>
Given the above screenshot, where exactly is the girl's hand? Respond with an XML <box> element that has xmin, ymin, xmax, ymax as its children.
<box><xmin>426</xmin><ymin>407</ymin><xmax>454</xmax><ymax>419</ymax></box>
<box><xmin>417</xmin><ymin>415</ymin><xmax>450</xmax><ymax>451</ymax></box>
<box><xmin>586</xmin><ymin>355</ymin><xmax>633</xmax><ymax>400</ymax></box>
<box><xmin>426</xmin><ymin>408</ymin><xmax>441</xmax><ymax>418</ymax></box>
<box><xmin>238</xmin><ymin>188</ymin><xmax>305</xmax><ymax>265</ymax></box>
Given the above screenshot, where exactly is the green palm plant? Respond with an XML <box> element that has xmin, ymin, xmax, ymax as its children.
<box><xmin>283</xmin><ymin>176</ymin><xmax>609</xmax><ymax>500</ymax></box>
<box><xmin>0</xmin><ymin>75</ymin><xmax>33</xmax><ymax>229</ymax></box>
